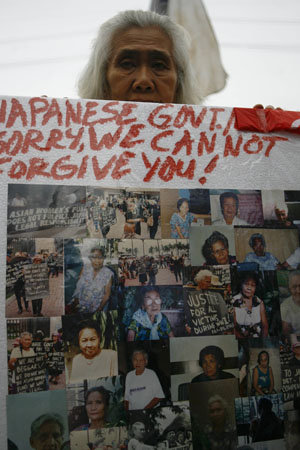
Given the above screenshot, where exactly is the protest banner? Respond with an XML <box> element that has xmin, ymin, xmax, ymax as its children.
<box><xmin>1</xmin><ymin>95</ymin><xmax>300</xmax><ymax>448</ymax></box>
<box><xmin>14</xmin><ymin>355</ymin><xmax>46</xmax><ymax>394</ymax></box>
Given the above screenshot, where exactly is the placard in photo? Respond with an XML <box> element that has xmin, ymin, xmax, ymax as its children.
<box><xmin>121</xmin><ymin>286</ymin><xmax>185</xmax><ymax>341</ymax></box>
<box><xmin>279</xmin><ymin>333</ymin><xmax>300</xmax><ymax>406</ymax></box>
<box><xmin>170</xmin><ymin>335</ymin><xmax>238</xmax><ymax>401</ymax></box>
<box><xmin>70</xmin><ymin>426</ymin><xmax>128</xmax><ymax>450</ymax></box>
<box><xmin>7</xmin><ymin>316</ymin><xmax>65</xmax><ymax>394</ymax></box>
<box><xmin>62</xmin><ymin>311</ymin><xmax>118</xmax><ymax>384</ymax></box>
<box><xmin>160</xmin><ymin>188</ymin><xmax>211</xmax><ymax>238</ymax></box>
<box><xmin>64</xmin><ymin>238</ymin><xmax>118</xmax><ymax>314</ymax></box>
<box><xmin>7</xmin><ymin>184</ymin><xmax>86</xmax><ymax>238</ymax></box>
<box><xmin>6</xmin><ymin>237</ymin><xmax>64</xmax><ymax>317</ymax></box>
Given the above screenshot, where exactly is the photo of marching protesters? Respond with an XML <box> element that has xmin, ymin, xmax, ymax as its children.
<box><xmin>7</xmin><ymin>184</ymin><xmax>86</xmax><ymax>238</ymax></box>
<box><xmin>118</xmin><ymin>239</ymin><xmax>189</xmax><ymax>287</ymax></box>
<box><xmin>231</xmin><ymin>267</ymin><xmax>281</xmax><ymax>338</ymax></box>
<box><xmin>210</xmin><ymin>189</ymin><xmax>264</xmax><ymax>227</ymax></box>
<box><xmin>6</xmin><ymin>389</ymin><xmax>69</xmax><ymax>450</ymax></box>
<box><xmin>277</xmin><ymin>270</ymin><xmax>300</xmax><ymax>335</ymax></box>
<box><xmin>234</xmin><ymin>227</ymin><xmax>299</xmax><ymax>270</ymax></box>
<box><xmin>6</xmin><ymin>237</ymin><xmax>64</xmax><ymax>318</ymax></box>
<box><xmin>190</xmin><ymin>226</ymin><xmax>236</xmax><ymax>267</ymax></box>
<box><xmin>121</xmin><ymin>286</ymin><xmax>185</xmax><ymax>341</ymax></box>
<box><xmin>64</xmin><ymin>238</ymin><xmax>119</xmax><ymax>314</ymax></box>
<box><xmin>127</xmin><ymin>401</ymin><xmax>193</xmax><ymax>449</ymax></box>
<box><xmin>66</xmin><ymin>376</ymin><xmax>126</xmax><ymax>432</ymax></box>
<box><xmin>62</xmin><ymin>312</ymin><xmax>118</xmax><ymax>385</ymax></box>
<box><xmin>87</xmin><ymin>187</ymin><xmax>161</xmax><ymax>240</ymax></box>
<box><xmin>170</xmin><ymin>335</ymin><xmax>239</xmax><ymax>402</ymax></box>
<box><xmin>118</xmin><ymin>340</ymin><xmax>171</xmax><ymax>411</ymax></box>
<box><xmin>189</xmin><ymin>378</ymin><xmax>239</xmax><ymax>450</ymax></box>
<box><xmin>235</xmin><ymin>394</ymin><xmax>284</xmax><ymax>444</ymax></box>
<box><xmin>160</xmin><ymin>188</ymin><xmax>211</xmax><ymax>238</ymax></box>
<box><xmin>7</xmin><ymin>316</ymin><xmax>65</xmax><ymax>394</ymax></box>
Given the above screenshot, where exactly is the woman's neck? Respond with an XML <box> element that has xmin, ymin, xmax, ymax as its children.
<box><xmin>90</xmin><ymin>418</ymin><xmax>105</xmax><ymax>429</ymax></box>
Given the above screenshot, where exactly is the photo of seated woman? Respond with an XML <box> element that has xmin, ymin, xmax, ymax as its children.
<box><xmin>121</xmin><ymin>286</ymin><xmax>185</xmax><ymax>341</ymax></box>
<box><xmin>64</xmin><ymin>238</ymin><xmax>119</xmax><ymax>314</ymax></box>
<box><xmin>160</xmin><ymin>189</ymin><xmax>211</xmax><ymax>238</ymax></box>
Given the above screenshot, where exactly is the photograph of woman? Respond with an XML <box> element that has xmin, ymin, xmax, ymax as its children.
<box><xmin>202</xmin><ymin>231</ymin><xmax>236</xmax><ymax>266</ymax></box>
<box><xmin>75</xmin><ymin>386</ymin><xmax>110</xmax><ymax>430</ymax></box>
<box><xmin>170</xmin><ymin>198</ymin><xmax>196</xmax><ymax>239</ymax></box>
<box><xmin>192</xmin><ymin>346</ymin><xmax>236</xmax><ymax>383</ymax></box>
<box><xmin>233</xmin><ymin>273</ymin><xmax>269</xmax><ymax>339</ymax></box>
<box><xmin>127</xmin><ymin>287</ymin><xmax>174</xmax><ymax>341</ymax></box>
<box><xmin>68</xmin><ymin>319</ymin><xmax>118</xmax><ymax>384</ymax></box>
<box><xmin>252</xmin><ymin>350</ymin><xmax>275</xmax><ymax>395</ymax></box>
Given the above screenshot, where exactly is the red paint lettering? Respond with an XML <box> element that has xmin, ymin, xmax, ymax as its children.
<box><xmin>65</xmin><ymin>100</ymin><xmax>82</xmax><ymax>127</ymax></box>
<box><xmin>174</xmin><ymin>105</ymin><xmax>207</xmax><ymax>128</ymax></box>
<box><xmin>6</xmin><ymin>131</ymin><xmax>23</xmax><ymax>156</ymax></box>
<box><xmin>8</xmin><ymin>160</ymin><xmax>27</xmax><ymax>179</ymax></box>
<box><xmin>115</xmin><ymin>103</ymin><xmax>138</xmax><ymax>126</ymax></box>
<box><xmin>29</xmin><ymin>97</ymin><xmax>49</xmax><ymax>127</ymax></box>
<box><xmin>6</xmin><ymin>98</ymin><xmax>27</xmax><ymax>128</ymax></box>
<box><xmin>158</xmin><ymin>156</ymin><xmax>176</xmax><ymax>182</ymax></box>
<box><xmin>198</xmin><ymin>132</ymin><xmax>216</xmax><ymax>156</ymax></box>
<box><xmin>0</xmin><ymin>157</ymin><xmax>12</xmax><ymax>174</ymax></box>
<box><xmin>92</xmin><ymin>155</ymin><xmax>117</xmax><ymax>180</ymax></box>
<box><xmin>223</xmin><ymin>109</ymin><xmax>236</xmax><ymax>136</ymax></box>
<box><xmin>262</xmin><ymin>136</ymin><xmax>288</xmax><ymax>157</ymax></box>
<box><xmin>176</xmin><ymin>159</ymin><xmax>196</xmax><ymax>179</ymax></box>
<box><xmin>151</xmin><ymin>130</ymin><xmax>174</xmax><ymax>152</ymax></box>
<box><xmin>89</xmin><ymin>125</ymin><xmax>123</xmax><ymax>151</ymax></box>
<box><xmin>209</xmin><ymin>108</ymin><xmax>225</xmax><ymax>131</ymax></box>
<box><xmin>224</xmin><ymin>134</ymin><xmax>243</xmax><ymax>157</ymax></box>
<box><xmin>26</xmin><ymin>158</ymin><xmax>51</xmax><ymax>180</ymax></box>
<box><xmin>82</xmin><ymin>101</ymin><xmax>99</xmax><ymax>126</ymax></box>
<box><xmin>21</xmin><ymin>129</ymin><xmax>44</xmax><ymax>153</ymax></box>
<box><xmin>50</xmin><ymin>156</ymin><xmax>78</xmax><ymax>180</ymax></box>
<box><xmin>66</xmin><ymin>127</ymin><xmax>84</xmax><ymax>150</ymax></box>
<box><xmin>77</xmin><ymin>156</ymin><xmax>89</xmax><ymax>179</ymax></box>
<box><xmin>120</xmin><ymin>124</ymin><xmax>145</xmax><ymax>148</ymax></box>
<box><xmin>41</xmin><ymin>99</ymin><xmax>62</xmax><ymax>126</ymax></box>
<box><xmin>0</xmin><ymin>99</ymin><xmax>7</xmax><ymax>123</ymax></box>
<box><xmin>45</xmin><ymin>129</ymin><xmax>66</xmax><ymax>151</ymax></box>
<box><xmin>172</xmin><ymin>130</ymin><xmax>194</xmax><ymax>156</ymax></box>
<box><xmin>142</xmin><ymin>153</ymin><xmax>161</xmax><ymax>182</ymax></box>
<box><xmin>111</xmin><ymin>151</ymin><xmax>135</xmax><ymax>179</ymax></box>
<box><xmin>243</xmin><ymin>134</ymin><xmax>263</xmax><ymax>154</ymax></box>
<box><xmin>148</xmin><ymin>104</ymin><xmax>173</xmax><ymax>129</ymax></box>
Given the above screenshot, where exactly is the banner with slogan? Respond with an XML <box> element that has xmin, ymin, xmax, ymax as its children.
<box><xmin>2</xmin><ymin>95</ymin><xmax>300</xmax><ymax>450</ymax></box>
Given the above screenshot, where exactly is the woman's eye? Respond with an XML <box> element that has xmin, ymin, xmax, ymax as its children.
<box><xmin>119</xmin><ymin>60</ymin><xmax>135</xmax><ymax>69</ymax></box>
<box><xmin>153</xmin><ymin>61</ymin><xmax>167</xmax><ymax>70</ymax></box>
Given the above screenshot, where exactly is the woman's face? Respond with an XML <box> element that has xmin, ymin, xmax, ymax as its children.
<box><xmin>259</xmin><ymin>352</ymin><xmax>269</xmax><ymax>368</ymax></box>
<box><xmin>143</xmin><ymin>290</ymin><xmax>162</xmax><ymax>316</ymax></box>
<box><xmin>211</xmin><ymin>240</ymin><xmax>229</xmax><ymax>265</ymax></box>
<box><xmin>79</xmin><ymin>328</ymin><xmax>100</xmax><ymax>359</ymax></box>
<box><xmin>133</xmin><ymin>352</ymin><xmax>147</xmax><ymax>375</ymax></box>
<box><xmin>202</xmin><ymin>354</ymin><xmax>219</xmax><ymax>379</ymax></box>
<box><xmin>90</xmin><ymin>250</ymin><xmax>104</xmax><ymax>271</ymax></box>
<box><xmin>242</xmin><ymin>278</ymin><xmax>256</xmax><ymax>299</ymax></box>
<box><xmin>209</xmin><ymin>401</ymin><xmax>225</xmax><ymax>427</ymax></box>
<box><xmin>86</xmin><ymin>391</ymin><xmax>106</xmax><ymax>423</ymax></box>
<box><xmin>179</xmin><ymin>201</ymin><xmax>189</xmax><ymax>215</ymax></box>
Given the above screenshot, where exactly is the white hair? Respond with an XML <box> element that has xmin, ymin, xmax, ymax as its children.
<box><xmin>77</xmin><ymin>9</ymin><xmax>203</xmax><ymax>104</ymax></box>
<box><xmin>194</xmin><ymin>269</ymin><xmax>213</xmax><ymax>283</ymax></box>
<box><xmin>30</xmin><ymin>413</ymin><xmax>64</xmax><ymax>439</ymax></box>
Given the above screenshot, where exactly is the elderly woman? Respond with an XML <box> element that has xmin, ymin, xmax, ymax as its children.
<box><xmin>125</xmin><ymin>349</ymin><xmax>165</xmax><ymax>411</ymax></box>
<box><xmin>75</xmin><ymin>386</ymin><xmax>110</xmax><ymax>430</ymax></box>
<box><xmin>124</xmin><ymin>202</ymin><xmax>143</xmax><ymax>238</ymax></box>
<box><xmin>77</xmin><ymin>10</ymin><xmax>202</xmax><ymax>105</ymax></box>
<box><xmin>200</xmin><ymin>395</ymin><xmax>237</xmax><ymax>450</ymax></box>
<box><xmin>233</xmin><ymin>273</ymin><xmax>269</xmax><ymax>339</ymax></box>
<box><xmin>192</xmin><ymin>346</ymin><xmax>235</xmax><ymax>383</ymax></box>
<box><xmin>252</xmin><ymin>350</ymin><xmax>275</xmax><ymax>395</ymax></box>
<box><xmin>127</xmin><ymin>287</ymin><xmax>174</xmax><ymax>341</ymax></box>
<box><xmin>244</xmin><ymin>233</ymin><xmax>279</xmax><ymax>270</ymax></box>
<box><xmin>202</xmin><ymin>231</ymin><xmax>236</xmax><ymax>266</ymax></box>
<box><xmin>69</xmin><ymin>320</ymin><xmax>117</xmax><ymax>384</ymax></box>
<box><xmin>71</xmin><ymin>247</ymin><xmax>113</xmax><ymax>313</ymax></box>
<box><xmin>170</xmin><ymin>198</ymin><xmax>196</xmax><ymax>239</ymax></box>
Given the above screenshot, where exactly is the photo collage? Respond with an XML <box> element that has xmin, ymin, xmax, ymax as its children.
<box><xmin>6</xmin><ymin>184</ymin><xmax>300</xmax><ymax>449</ymax></box>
